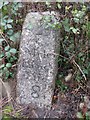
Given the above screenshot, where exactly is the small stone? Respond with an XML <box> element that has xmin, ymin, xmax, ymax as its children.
<box><xmin>84</xmin><ymin>96</ymin><xmax>89</xmax><ymax>104</ymax></box>
<box><xmin>84</xmin><ymin>96</ymin><xmax>90</xmax><ymax>110</ymax></box>
<box><xmin>65</xmin><ymin>73</ymin><xmax>72</xmax><ymax>82</ymax></box>
<box><xmin>79</xmin><ymin>103</ymin><xmax>85</xmax><ymax>109</ymax></box>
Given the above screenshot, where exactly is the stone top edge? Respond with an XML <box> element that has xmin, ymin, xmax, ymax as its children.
<box><xmin>27</xmin><ymin>11</ymin><xmax>56</xmax><ymax>14</ymax></box>
<box><xmin>2</xmin><ymin>0</ymin><xmax>90</xmax><ymax>2</ymax></box>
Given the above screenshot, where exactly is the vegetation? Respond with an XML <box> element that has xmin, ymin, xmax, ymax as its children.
<box><xmin>0</xmin><ymin>2</ymin><xmax>90</xmax><ymax>119</ymax></box>
<box><xmin>0</xmin><ymin>2</ymin><xmax>23</xmax><ymax>80</ymax></box>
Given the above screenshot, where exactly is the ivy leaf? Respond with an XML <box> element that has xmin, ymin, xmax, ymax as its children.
<box><xmin>6</xmin><ymin>63</ymin><xmax>12</xmax><ymax>68</ymax></box>
<box><xmin>10</xmin><ymin>35</ymin><xmax>16</xmax><ymax>42</ymax></box>
<box><xmin>70</xmin><ymin>27</ymin><xmax>79</xmax><ymax>34</ymax></box>
<box><xmin>83</xmin><ymin>68</ymin><xmax>88</xmax><ymax>75</ymax></box>
<box><xmin>64</xmin><ymin>26</ymin><xmax>70</xmax><ymax>32</ymax></box>
<box><xmin>76</xmin><ymin>112</ymin><xmax>84</xmax><ymax>119</ymax></box>
<box><xmin>3</xmin><ymin>2</ymin><xmax>9</xmax><ymax>6</ymax></box>
<box><xmin>72</xmin><ymin>29</ymin><xmax>77</xmax><ymax>34</ymax></box>
<box><xmin>6</xmin><ymin>52</ymin><xmax>11</xmax><ymax>58</ymax></box>
<box><xmin>5</xmin><ymin>71</ymin><xmax>10</xmax><ymax>79</ymax></box>
<box><xmin>78</xmin><ymin>53</ymin><xmax>83</xmax><ymax>57</ymax></box>
<box><xmin>0</xmin><ymin>53</ymin><xmax>4</xmax><ymax>58</ymax></box>
<box><xmin>17</xmin><ymin>3</ymin><xmax>23</xmax><ymax>8</ymax></box>
<box><xmin>3</xmin><ymin>16</ymin><xmax>8</xmax><ymax>19</ymax></box>
<box><xmin>73</xmin><ymin>18</ymin><xmax>79</xmax><ymax>23</ymax></box>
<box><xmin>9</xmin><ymin>72</ymin><xmax>14</xmax><ymax>78</ymax></box>
<box><xmin>0</xmin><ymin>64</ymin><xmax>5</xmax><ymax>69</ymax></box>
<box><xmin>9</xmin><ymin>56</ymin><xmax>17</xmax><ymax>62</ymax></box>
<box><xmin>1</xmin><ymin>21</ymin><xmax>6</xmax><ymax>26</ymax></box>
<box><xmin>5</xmin><ymin>45</ymin><xmax>10</xmax><ymax>51</ymax></box>
<box><xmin>0</xmin><ymin>38</ymin><xmax>4</xmax><ymax>44</ymax></box>
<box><xmin>3</xmin><ymin>67</ymin><xmax>7</xmax><ymax>71</ymax></box>
<box><xmin>10</xmin><ymin>32</ymin><xmax>20</xmax><ymax>42</ymax></box>
<box><xmin>7</xmin><ymin>24</ymin><xmax>12</xmax><ymax>29</ymax></box>
<box><xmin>57</xmin><ymin>3</ymin><xmax>61</xmax><ymax>9</ymax></box>
<box><xmin>7</xmin><ymin>29</ymin><xmax>13</xmax><ymax>35</ymax></box>
<box><xmin>7</xmin><ymin>19</ymin><xmax>13</xmax><ymax>23</ymax></box>
<box><xmin>14</xmin><ymin>32</ymin><xmax>20</xmax><ymax>38</ymax></box>
<box><xmin>9</xmin><ymin>48</ymin><xmax>17</xmax><ymax>54</ymax></box>
<box><xmin>4</xmin><ymin>26</ymin><xmax>8</xmax><ymax>30</ymax></box>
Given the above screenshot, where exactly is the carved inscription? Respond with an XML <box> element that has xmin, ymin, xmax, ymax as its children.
<box><xmin>31</xmin><ymin>85</ymin><xmax>40</xmax><ymax>98</ymax></box>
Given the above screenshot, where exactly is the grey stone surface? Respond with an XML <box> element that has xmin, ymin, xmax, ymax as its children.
<box><xmin>0</xmin><ymin>80</ymin><xmax>2</xmax><ymax>120</ymax></box>
<box><xmin>17</xmin><ymin>12</ymin><xmax>60</xmax><ymax>108</ymax></box>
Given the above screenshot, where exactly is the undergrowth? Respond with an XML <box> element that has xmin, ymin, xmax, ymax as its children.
<box><xmin>0</xmin><ymin>2</ymin><xmax>90</xmax><ymax>119</ymax></box>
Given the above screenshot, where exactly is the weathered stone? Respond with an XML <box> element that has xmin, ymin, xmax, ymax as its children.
<box><xmin>17</xmin><ymin>11</ymin><xmax>60</xmax><ymax>108</ymax></box>
<box><xmin>0</xmin><ymin>79</ymin><xmax>2</xmax><ymax>120</ymax></box>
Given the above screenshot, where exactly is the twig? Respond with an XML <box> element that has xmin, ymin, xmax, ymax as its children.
<box><xmin>12</xmin><ymin>64</ymin><xmax>17</xmax><ymax>68</ymax></box>
<box><xmin>0</xmin><ymin>78</ymin><xmax>14</xmax><ymax>111</ymax></box>
<box><xmin>2</xmin><ymin>97</ymin><xmax>12</xmax><ymax>107</ymax></box>
<box><xmin>32</xmin><ymin>110</ymin><xmax>38</xmax><ymax>118</ymax></box>
<box><xmin>0</xmin><ymin>78</ymin><xmax>11</xmax><ymax>101</ymax></box>
<box><xmin>72</xmin><ymin>60</ymin><xmax>87</xmax><ymax>81</ymax></box>
<box><xmin>0</xmin><ymin>33</ymin><xmax>9</xmax><ymax>45</ymax></box>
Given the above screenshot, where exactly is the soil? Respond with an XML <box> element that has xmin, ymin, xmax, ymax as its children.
<box><xmin>7</xmin><ymin>77</ymin><xmax>90</xmax><ymax>119</ymax></box>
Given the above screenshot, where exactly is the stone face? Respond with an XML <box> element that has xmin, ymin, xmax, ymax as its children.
<box><xmin>0</xmin><ymin>80</ymin><xmax>2</xmax><ymax>120</ymax></box>
<box><xmin>17</xmin><ymin>12</ymin><xmax>60</xmax><ymax>108</ymax></box>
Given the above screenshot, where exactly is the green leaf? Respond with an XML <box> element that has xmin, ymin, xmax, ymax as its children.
<box><xmin>0</xmin><ymin>38</ymin><xmax>4</xmax><ymax>44</ymax></box>
<box><xmin>57</xmin><ymin>3</ymin><xmax>61</xmax><ymax>9</ymax></box>
<box><xmin>1</xmin><ymin>21</ymin><xmax>6</xmax><ymax>26</ymax></box>
<box><xmin>0</xmin><ymin>53</ymin><xmax>4</xmax><ymax>58</ymax></box>
<box><xmin>9</xmin><ymin>72</ymin><xmax>14</xmax><ymax>77</ymax></box>
<box><xmin>3</xmin><ymin>2</ymin><xmax>9</xmax><ymax>5</ymax></box>
<box><xmin>9</xmin><ymin>56</ymin><xmax>17</xmax><ymax>62</ymax></box>
<box><xmin>5</xmin><ymin>45</ymin><xmax>10</xmax><ymax>51</ymax></box>
<box><xmin>70</xmin><ymin>27</ymin><xmax>79</xmax><ymax>34</ymax></box>
<box><xmin>4</xmin><ymin>25</ymin><xmax>8</xmax><ymax>30</ymax></box>
<box><xmin>76</xmin><ymin>112</ymin><xmax>84</xmax><ymax>119</ymax></box>
<box><xmin>9</xmin><ymin>48</ymin><xmax>17</xmax><ymax>54</ymax></box>
<box><xmin>5</xmin><ymin>71</ymin><xmax>10</xmax><ymax>79</ymax></box>
<box><xmin>10</xmin><ymin>32</ymin><xmax>20</xmax><ymax>41</ymax></box>
<box><xmin>5</xmin><ymin>52</ymin><xmax>11</xmax><ymax>58</ymax></box>
<box><xmin>2</xmin><ymin>115</ymin><xmax>11</xmax><ymax>120</ymax></box>
<box><xmin>17</xmin><ymin>3</ymin><xmax>23</xmax><ymax>8</ymax></box>
<box><xmin>64</xmin><ymin>26</ymin><xmax>70</xmax><ymax>32</ymax></box>
<box><xmin>4</xmin><ymin>105</ymin><xmax>13</xmax><ymax>113</ymax></box>
<box><xmin>7</xmin><ymin>29</ymin><xmax>13</xmax><ymax>35</ymax></box>
<box><xmin>10</xmin><ymin>35</ymin><xmax>16</xmax><ymax>42</ymax></box>
<box><xmin>6</xmin><ymin>63</ymin><xmax>12</xmax><ymax>68</ymax></box>
<box><xmin>78</xmin><ymin>53</ymin><xmax>83</xmax><ymax>57</ymax></box>
<box><xmin>72</xmin><ymin>29</ymin><xmax>77</xmax><ymax>34</ymax></box>
<box><xmin>13</xmin><ymin>56</ymin><xmax>17</xmax><ymax>60</ymax></box>
<box><xmin>73</xmin><ymin>18</ymin><xmax>79</xmax><ymax>23</ymax></box>
<box><xmin>0</xmin><ymin>64</ymin><xmax>5</xmax><ymax>69</ymax></box>
<box><xmin>3</xmin><ymin>16</ymin><xmax>8</xmax><ymax>19</ymax></box>
<box><xmin>83</xmin><ymin>69</ymin><xmax>88</xmax><ymax>75</ymax></box>
<box><xmin>7</xmin><ymin>24</ymin><xmax>12</xmax><ymax>29</ymax></box>
<box><xmin>14</xmin><ymin>32</ymin><xmax>20</xmax><ymax>38</ymax></box>
<box><xmin>86</xmin><ymin>112</ymin><xmax>90</xmax><ymax>120</ymax></box>
<box><xmin>7</xmin><ymin>19</ymin><xmax>13</xmax><ymax>23</ymax></box>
